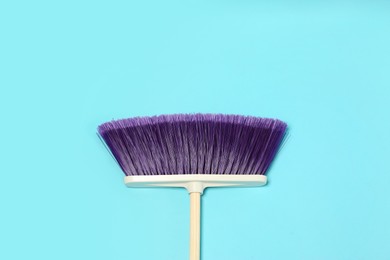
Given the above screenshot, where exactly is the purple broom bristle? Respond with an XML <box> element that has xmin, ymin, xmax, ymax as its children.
<box><xmin>98</xmin><ymin>114</ymin><xmax>287</xmax><ymax>176</ymax></box>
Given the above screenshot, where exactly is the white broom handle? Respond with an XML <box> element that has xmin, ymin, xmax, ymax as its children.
<box><xmin>189</xmin><ymin>192</ymin><xmax>201</xmax><ymax>260</ymax></box>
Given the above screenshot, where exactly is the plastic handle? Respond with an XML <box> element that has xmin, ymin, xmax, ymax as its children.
<box><xmin>190</xmin><ymin>192</ymin><xmax>201</xmax><ymax>260</ymax></box>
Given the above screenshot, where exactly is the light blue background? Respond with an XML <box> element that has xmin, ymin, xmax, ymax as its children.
<box><xmin>1</xmin><ymin>1</ymin><xmax>389</xmax><ymax>259</ymax></box>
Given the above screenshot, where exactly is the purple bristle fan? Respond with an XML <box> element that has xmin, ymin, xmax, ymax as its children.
<box><xmin>98</xmin><ymin>113</ymin><xmax>287</xmax><ymax>260</ymax></box>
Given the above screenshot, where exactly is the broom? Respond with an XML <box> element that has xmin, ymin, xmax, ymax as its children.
<box><xmin>98</xmin><ymin>113</ymin><xmax>287</xmax><ymax>260</ymax></box>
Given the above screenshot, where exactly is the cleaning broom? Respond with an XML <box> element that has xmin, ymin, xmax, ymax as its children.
<box><xmin>98</xmin><ymin>113</ymin><xmax>287</xmax><ymax>260</ymax></box>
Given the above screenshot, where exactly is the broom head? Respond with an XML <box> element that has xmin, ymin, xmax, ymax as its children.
<box><xmin>98</xmin><ymin>114</ymin><xmax>287</xmax><ymax>193</ymax></box>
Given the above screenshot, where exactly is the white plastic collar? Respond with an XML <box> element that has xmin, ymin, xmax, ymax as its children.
<box><xmin>124</xmin><ymin>174</ymin><xmax>267</xmax><ymax>194</ymax></box>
